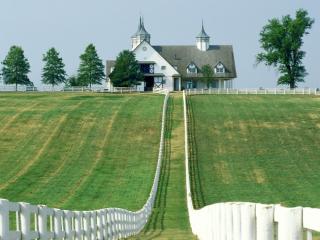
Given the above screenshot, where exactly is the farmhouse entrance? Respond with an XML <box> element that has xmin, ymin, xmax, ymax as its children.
<box><xmin>144</xmin><ymin>76</ymin><xmax>154</xmax><ymax>91</ymax></box>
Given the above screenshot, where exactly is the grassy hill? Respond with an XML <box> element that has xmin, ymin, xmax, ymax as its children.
<box><xmin>0</xmin><ymin>93</ymin><xmax>163</xmax><ymax>211</ymax></box>
<box><xmin>187</xmin><ymin>94</ymin><xmax>320</xmax><ymax>209</ymax></box>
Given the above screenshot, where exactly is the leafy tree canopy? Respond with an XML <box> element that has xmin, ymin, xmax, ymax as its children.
<box><xmin>1</xmin><ymin>46</ymin><xmax>32</xmax><ymax>90</ymax></box>
<box><xmin>65</xmin><ymin>75</ymin><xmax>84</xmax><ymax>87</ymax></box>
<box><xmin>78</xmin><ymin>44</ymin><xmax>105</xmax><ymax>89</ymax></box>
<box><xmin>256</xmin><ymin>9</ymin><xmax>314</xmax><ymax>88</ymax></box>
<box><xmin>42</xmin><ymin>48</ymin><xmax>66</xmax><ymax>87</ymax></box>
<box><xmin>201</xmin><ymin>64</ymin><xmax>214</xmax><ymax>88</ymax></box>
<box><xmin>109</xmin><ymin>50</ymin><xmax>143</xmax><ymax>87</ymax></box>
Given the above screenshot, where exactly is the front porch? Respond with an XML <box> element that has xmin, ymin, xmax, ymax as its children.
<box><xmin>182</xmin><ymin>78</ymin><xmax>234</xmax><ymax>90</ymax></box>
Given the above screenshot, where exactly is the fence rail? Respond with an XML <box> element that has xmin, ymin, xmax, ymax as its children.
<box><xmin>186</xmin><ymin>88</ymin><xmax>320</xmax><ymax>96</ymax></box>
<box><xmin>0</xmin><ymin>85</ymin><xmax>142</xmax><ymax>93</ymax></box>
<box><xmin>183</xmin><ymin>90</ymin><xmax>320</xmax><ymax>240</ymax></box>
<box><xmin>0</xmin><ymin>92</ymin><xmax>169</xmax><ymax>240</ymax></box>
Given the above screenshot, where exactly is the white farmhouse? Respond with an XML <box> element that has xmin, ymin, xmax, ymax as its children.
<box><xmin>106</xmin><ymin>18</ymin><xmax>237</xmax><ymax>91</ymax></box>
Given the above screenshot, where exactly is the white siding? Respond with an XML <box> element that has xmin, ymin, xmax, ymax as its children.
<box><xmin>134</xmin><ymin>41</ymin><xmax>180</xmax><ymax>92</ymax></box>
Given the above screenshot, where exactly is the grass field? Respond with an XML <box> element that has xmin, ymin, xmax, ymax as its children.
<box><xmin>0</xmin><ymin>93</ymin><xmax>164</xmax><ymax>211</ymax></box>
<box><xmin>188</xmin><ymin>94</ymin><xmax>320</xmax><ymax>209</ymax></box>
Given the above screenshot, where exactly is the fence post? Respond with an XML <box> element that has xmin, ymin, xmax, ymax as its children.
<box><xmin>53</xmin><ymin>208</ymin><xmax>65</xmax><ymax>239</ymax></box>
<box><xmin>275</xmin><ymin>205</ymin><xmax>303</xmax><ymax>240</ymax></box>
<box><xmin>256</xmin><ymin>204</ymin><xmax>274</xmax><ymax>240</ymax></box>
<box><xmin>306</xmin><ymin>230</ymin><xmax>313</xmax><ymax>240</ymax></box>
<box><xmin>240</xmin><ymin>203</ymin><xmax>256</xmax><ymax>240</ymax></box>
<box><xmin>20</xmin><ymin>202</ymin><xmax>39</xmax><ymax>240</ymax></box>
<box><xmin>38</xmin><ymin>205</ymin><xmax>54</xmax><ymax>239</ymax></box>
<box><xmin>83</xmin><ymin>211</ymin><xmax>91</xmax><ymax>239</ymax></box>
<box><xmin>0</xmin><ymin>199</ymin><xmax>10</xmax><ymax>239</ymax></box>
<box><xmin>232</xmin><ymin>203</ymin><xmax>241</xmax><ymax>240</ymax></box>
<box><xmin>96</xmin><ymin>210</ymin><xmax>104</xmax><ymax>239</ymax></box>
<box><xmin>226</xmin><ymin>203</ymin><xmax>233</xmax><ymax>240</ymax></box>
<box><xmin>74</xmin><ymin>211</ymin><xmax>83</xmax><ymax>240</ymax></box>
<box><xmin>64</xmin><ymin>210</ymin><xmax>75</xmax><ymax>239</ymax></box>
<box><xmin>303</xmin><ymin>207</ymin><xmax>320</xmax><ymax>238</ymax></box>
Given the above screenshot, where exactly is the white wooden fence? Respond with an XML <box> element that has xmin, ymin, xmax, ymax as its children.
<box><xmin>0</xmin><ymin>85</ymin><xmax>141</xmax><ymax>93</ymax></box>
<box><xmin>0</xmin><ymin>92</ymin><xmax>169</xmax><ymax>240</ymax></box>
<box><xmin>183</xmin><ymin>90</ymin><xmax>320</xmax><ymax>240</ymax></box>
<box><xmin>186</xmin><ymin>88</ymin><xmax>320</xmax><ymax>96</ymax></box>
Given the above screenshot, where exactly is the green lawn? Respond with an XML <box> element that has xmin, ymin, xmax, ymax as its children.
<box><xmin>188</xmin><ymin>94</ymin><xmax>320</xmax><ymax>209</ymax></box>
<box><xmin>0</xmin><ymin>93</ymin><xmax>163</xmax><ymax>211</ymax></box>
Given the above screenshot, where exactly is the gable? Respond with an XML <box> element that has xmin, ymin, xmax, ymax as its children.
<box><xmin>133</xmin><ymin>41</ymin><xmax>180</xmax><ymax>76</ymax></box>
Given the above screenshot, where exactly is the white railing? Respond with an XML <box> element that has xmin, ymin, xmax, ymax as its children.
<box><xmin>110</xmin><ymin>87</ymin><xmax>139</xmax><ymax>93</ymax></box>
<box><xmin>185</xmin><ymin>88</ymin><xmax>320</xmax><ymax>96</ymax></box>
<box><xmin>183</xmin><ymin>90</ymin><xmax>320</xmax><ymax>240</ymax></box>
<box><xmin>0</xmin><ymin>92</ymin><xmax>169</xmax><ymax>240</ymax></box>
<box><xmin>0</xmin><ymin>85</ymin><xmax>137</xmax><ymax>93</ymax></box>
<box><xmin>0</xmin><ymin>85</ymin><xmax>38</xmax><ymax>92</ymax></box>
<box><xmin>153</xmin><ymin>87</ymin><xmax>169</xmax><ymax>95</ymax></box>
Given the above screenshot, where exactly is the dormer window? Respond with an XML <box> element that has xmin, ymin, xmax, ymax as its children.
<box><xmin>187</xmin><ymin>63</ymin><xmax>198</xmax><ymax>74</ymax></box>
<box><xmin>214</xmin><ymin>62</ymin><xmax>225</xmax><ymax>74</ymax></box>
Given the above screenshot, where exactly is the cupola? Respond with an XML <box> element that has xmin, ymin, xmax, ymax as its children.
<box><xmin>196</xmin><ymin>21</ymin><xmax>210</xmax><ymax>51</ymax></box>
<box><xmin>131</xmin><ymin>17</ymin><xmax>151</xmax><ymax>50</ymax></box>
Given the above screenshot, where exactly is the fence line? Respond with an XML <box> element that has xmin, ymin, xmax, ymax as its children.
<box><xmin>0</xmin><ymin>85</ymin><xmax>145</xmax><ymax>93</ymax></box>
<box><xmin>183</xmin><ymin>90</ymin><xmax>320</xmax><ymax>240</ymax></box>
<box><xmin>186</xmin><ymin>88</ymin><xmax>320</xmax><ymax>96</ymax></box>
<box><xmin>0</xmin><ymin>92</ymin><xmax>169</xmax><ymax>240</ymax></box>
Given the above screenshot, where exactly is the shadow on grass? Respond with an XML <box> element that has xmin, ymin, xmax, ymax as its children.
<box><xmin>187</xmin><ymin>96</ymin><xmax>206</xmax><ymax>209</ymax></box>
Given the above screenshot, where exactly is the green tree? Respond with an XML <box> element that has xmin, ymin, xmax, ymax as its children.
<box><xmin>65</xmin><ymin>75</ymin><xmax>83</xmax><ymax>87</ymax></box>
<box><xmin>109</xmin><ymin>50</ymin><xmax>143</xmax><ymax>87</ymax></box>
<box><xmin>1</xmin><ymin>46</ymin><xmax>31</xmax><ymax>91</ymax></box>
<box><xmin>256</xmin><ymin>9</ymin><xmax>314</xmax><ymax>89</ymax></box>
<box><xmin>42</xmin><ymin>48</ymin><xmax>67</xmax><ymax>88</ymax></box>
<box><xmin>78</xmin><ymin>44</ymin><xmax>105</xmax><ymax>89</ymax></box>
<box><xmin>201</xmin><ymin>64</ymin><xmax>214</xmax><ymax>88</ymax></box>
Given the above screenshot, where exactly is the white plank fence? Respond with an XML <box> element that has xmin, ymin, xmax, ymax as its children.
<box><xmin>0</xmin><ymin>92</ymin><xmax>169</xmax><ymax>240</ymax></box>
<box><xmin>183</xmin><ymin>90</ymin><xmax>320</xmax><ymax>240</ymax></box>
<box><xmin>186</xmin><ymin>88</ymin><xmax>320</xmax><ymax>96</ymax></box>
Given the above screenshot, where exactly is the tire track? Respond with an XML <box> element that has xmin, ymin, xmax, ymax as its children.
<box><xmin>0</xmin><ymin>102</ymin><xmax>82</xmax><ymax>191</ymax></box>
<box><xmin>57</xmin><ymin>97</ymin><xmax>132</xmax><ymax>207</ymax></box>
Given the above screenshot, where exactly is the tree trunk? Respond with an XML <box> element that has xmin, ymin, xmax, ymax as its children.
<box><xmin>290</xmin><ymin>82</ymin><xmax>295</xmax><ymax>89</ymax></box>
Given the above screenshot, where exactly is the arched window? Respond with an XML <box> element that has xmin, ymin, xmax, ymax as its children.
<box><xmin>187</xmin><ymin>63</ymin><xmax>198</xmax><ymax>74</ymax></box>
<box><xmin>215</xmin><ymin>62</ymin><xmax>225</xmax><ymax>74</ymax></box>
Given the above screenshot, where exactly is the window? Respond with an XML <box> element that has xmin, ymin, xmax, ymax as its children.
<box><xmin>187</xmin><ymin>63</ymin><xmax>198</xmax><ymax>74</ymax></box>
<box><xmin>215</xmin><ymin>62</ymin><xmax>225</xmax><ymax>74</ymax></box>
<box><xmin>161</xmin><ymin>66</ymin><xmax>166</xmax><ymax>70</ymax></box>
<box><xmin>140</xmin><ymin>64</ymin><xmax>155</xmax><ymax>74</ymax></box>
<box><xmin>149</xmin><ymin>65</ymin><xmax>154</xmax><ymax>73</ymax></box>
<box><xmin>186</xmin><ymin>80</ymin><xmax>197</xmax><ymax>89</ymax></box>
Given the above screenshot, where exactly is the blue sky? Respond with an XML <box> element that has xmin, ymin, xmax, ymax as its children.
<box><xmin>1</xmin><ymin>0</ymin><xmax>319</xmax><ymax>88</ymax></box>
